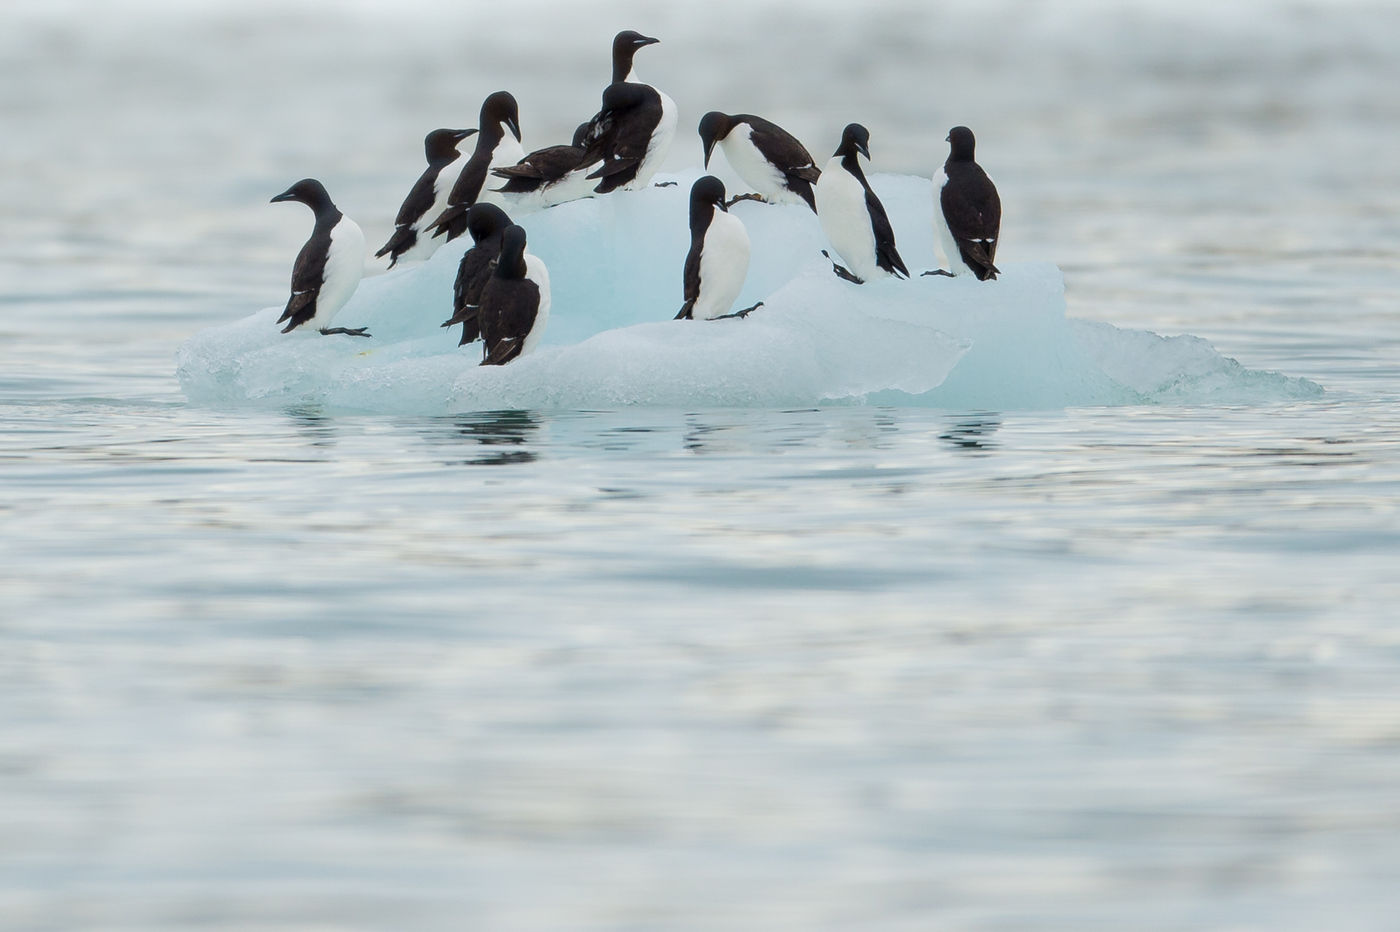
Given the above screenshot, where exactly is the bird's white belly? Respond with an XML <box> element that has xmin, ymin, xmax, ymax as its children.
<box><xmin>931</xmin><ymin>168</ymin><xmax>964</xmax><ymax>276</ymax></box>
<box><xmin>816</xmin><ymin>156</ymin><xmax>880</xmax><ymax>281</ymax></box>
<box><xmin>316</xmin><ymin>218</ymin><xmax>366</xmax><ymax>326</ymax></box>
<box><xmin>693</xmin><ymin>211</ymin><xmax>750</xmax><ymax>320</ymax></box>
<box><xmin>398</xmin><ymin>172</ymin><xmax>457</xmax><ymax>263</ymax></box>
<box><xmin>520</xmin><ymin>254</ymin><xmax>551</xmax><ymax>356</ymax></box>
<box><xmin>631</xmin><ymin>88</ymin><xmax>676</xmax><ymax>189</ymax></box>
<box><xmin>721</xmin><ymin>125</ymin><xmax>799</xmax><ymax>205</ymax></box>
<box><xmin>478</xmin><ymin>138</ymin><xmax>527</xmax><ymax>207</ymax></box>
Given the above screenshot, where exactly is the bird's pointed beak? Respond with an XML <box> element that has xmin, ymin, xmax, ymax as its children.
<box><xmin>270</xmin><ymin>187</ymin><xmax>296</xmax><ymax>203</ymax></box>
<box><xmin>506</xmin><ymin>116</ymin><xmax>522</xmax><ymax>142</ymax></box>
<box><xmin>638</xmin><ymin>35</ymin><xmax>659</xmax><ymax>46</ymax></box>
<box><xmin>456</xmin><ymin>128</ymin><xmax>479</xmax><ymax>141</ymax></box>
<box><xmin>702</xmin><ymin>138</ymin><xmax>715</xmax><ymax>169</ymax></box>
<box><xmin>857</xmin><ymin>141</ymin><xmax>871</xmax><ymax>160</ymax></box>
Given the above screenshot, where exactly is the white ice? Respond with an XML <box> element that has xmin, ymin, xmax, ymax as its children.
<box><xmin>178</xmin><ymin>171</ymin><xmax>1322</xmax><ymax>413</ymax></box>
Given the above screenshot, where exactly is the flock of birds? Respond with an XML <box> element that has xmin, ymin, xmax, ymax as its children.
<box><xmin>269</xmin><ymin>30</ymin><xmax>1003</xmax><ymax>365</ymax></box>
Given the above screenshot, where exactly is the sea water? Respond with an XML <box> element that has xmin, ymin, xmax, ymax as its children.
<box><xmin>3</xmin><ymin>1</ymin><xmax>1400</xmax><ymax>928</ymax></box>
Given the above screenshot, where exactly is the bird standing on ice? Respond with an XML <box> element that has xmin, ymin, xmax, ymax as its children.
<box><xmin>698</xmin><ymin>111</ymin><xmax>820</xmax><ymax>212</ymax></box>
<box><xmin>576</xmin><ymin>30</ymin><xmax>676</xmax><ymax>191</ymax></box>
<box><xmin>491</xmin><ymin>123</ymin><xmax>595</xmax><ymax>212</ymax></box>
<box><xmin>270</xmin><ymin>179</ymin><xmax>369</xmax><ymax>337</ymax></box>
<box><xmin>478</xmin><ymin>224</ymin><xmax>550</xmax><ymax>366</ymax></box>
<box><xmin>675</xmin><ymin>176</ymin><xmax>762</xmax><ymax>321</ymax></box>
<box><xmin>814</xmin><ymin>123</ymin><xmax>909</xmax><ymax>284</ymax></box>
<box><xmin>440</xmin><ymin>203</ymin><xmax>513</xmax><ymax>346</ymax></box>
<box><xmin>928</xmin><ymin>125</ymin><xmax>1001</xmax><ymax>281</ymax></box>
<box><xmin>578</xmin><ymin>82</ymin><xmax>668</xmax><ymax>194</ymax></box>
<box><xmin>375</xmin><ymin>127</ymin><xmax>477</xmax><ymax>268</ymax></box>
<box><xmin>428</xmin><ymin>91</ymin><xmax>524</xmax><ymax>242</ymax></box>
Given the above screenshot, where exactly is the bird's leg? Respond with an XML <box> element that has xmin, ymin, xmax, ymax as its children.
<box><xmin>319</xmin><ymin>326</ymin><xmax>372</xmax><ymax>337</ymax></box>
<box><xmin>714</xmin><ymin>301</ymin><xmax>764</xmax><ymax>320</ymax></box>
<box><xmin>653</xmin><ymin>180</ymin><xmax>678</xmax><ymax>187</ymax></box>
<box><xmin>723</xmin><ymin>193</ymin><xmax>766</xmax><ymax>208</ymax></box>
<box><xmin>822</xmin><ymin>250</ymin><xmax>864</xmax><ymax>284</ymax></box>
<box><xmin>920</xmin><ymin>268</ymin><xmax>955</xmax><ymax>278</ymax></box>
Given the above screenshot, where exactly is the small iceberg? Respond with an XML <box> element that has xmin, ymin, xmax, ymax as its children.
<box><xmin>177</xmin><ymin>171</ymin><xmax>1321</xmax><ymax>412</ymax></box>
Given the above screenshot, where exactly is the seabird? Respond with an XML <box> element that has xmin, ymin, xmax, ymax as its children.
<box><xmin>577</xmin><ymin>81</ymin><xmax>668</xmax><ymax>194</ymax></box>
<box><xmin>575</xmin><ymin>30</ymin><xmax>676</xmax><ymax>190</ymax></box>
<box><xmin>478</xmin><ymin>224</ymin><xmax>551</xmax><ymax>366</ymax></box>
<box><xmin>927</xmin><ymin>125</ymin><xmax>1001</xmax><ymax>281</ymax></box>
<box><xmin>269</xmin><ymin>179</ymin><xmax>369</xmax><ymax>337</ymax></box>
<box><xmin>428</xmin><ymin>91</ymin><xmax>524</xmax><ymax>242</ymax></box>
<box><xmin>374</xmin><ymin>127</ymin><xmax>476</xmax><ymax>268</ymax></box>
<box><xmin>814</xmin><ymin>123</ymin><xmax>909</xmax><ymax>284</ymax></box>
<box><xmin>675</xmin><ymin>176</ymin><xmax>762</xmax><ymax>321</ymax></box>
<box><xmin>698</xmin><ymin>111</ymin><xmax>820</xmax><ymax>211</ymax></box>
<box><xmin>490</xmin><ymin>122</ymin><xmax>595</xmax><ymax>211</ymax></box>
<box><xmin>440</xmin><ymin>202</ymin><xmax>513</xmax><ymax>346</ymax></box>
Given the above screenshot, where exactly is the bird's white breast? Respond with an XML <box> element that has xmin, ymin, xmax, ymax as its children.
<box><xmin>720</xmin><ymin>124</ymin><xmax>800</xmax><ymax>206</ymax></box>
<box><xmin>520</xmin><ymin>253</ymin><xmax>551</xmax><ymax>356</ymax></box>
<box><xmin>930</xmin><ymin>167</ymin><xmax>963</xmax><ymax>276</ymax></box>
<box><xmin>316</xmin><ymin>217</ymin><xmax>366</xmax><ymax>326</ymax></box>
<box><xmin>816</xmin><ymin>156</ymin><xmax>879</xmax><ymax>281</ymax></box>
<box><xmin>694</xmin><ymin>210</ymin><xmax>750</xmax><ymax>320</ymax></box>
<box><xmin>478</xmin><ymin>136</ymin><xmax>528</xmax><ymax>208</ymax></box>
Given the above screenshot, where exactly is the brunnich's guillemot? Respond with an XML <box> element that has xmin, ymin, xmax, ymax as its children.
<box><xmin>926</xmin><ymin>125</ymin><xmax>1001</xmax><ymax>281</ymax></box>
<box><xmin>698</xmin><ymin>111</ymin><xmax>820</xmax><ymax>212</ymax></box>
<box><xmin>478</xmin><ymin>224</ymin><xmax>551</xmax><ymax>366</ymax></box>
<box><xmin>490</xmin><ymin>122</ymin><xmax>596</xmax><ymax>211</ymax></box>
<box><xmin>575</xmin><ymin>30</ymin><xmax>676</xmax><ymax>190</ymax></box>
<box><xmin>440</xmin><ymin>202</ymin><xmax>513</xmax><ymax>346</ymax></box>
<box><xmin>374</xmin><ymin>127</ymin><xmax>476</xmax><ymax>268</ymax></box>
<box><xmin>428</xmin><ymin>91</ymin><xmax>524</xmax><ymax>242</ymax></box>
<box><xmin>270</xmin><ymin>179</ymin><xmax>369</xmax><ymax>337</ymax></box>
<box><xmin>675</xmin><ymin>176</ymin><xmax>762</xmax><ymax>321</ymax></box>
<box><xmin>577</xmin><ymin>81</ymin><xmax>670</xmax><ymax>194</ymax></box>
<box><xmin>814</xmin><ymin>123</ymin><xmax>909</xmax><ymax>284</ymax></box>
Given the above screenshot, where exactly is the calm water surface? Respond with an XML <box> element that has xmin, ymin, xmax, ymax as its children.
<box><xmin>2</xmin><ymin>1</ymin><xmax>1399</xmax><ymax>928</ymax></box>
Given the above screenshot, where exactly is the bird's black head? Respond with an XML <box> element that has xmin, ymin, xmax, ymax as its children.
<box><xmin>690</xmin><ymin>175</ymin><xmax>728</xmax><ymax>220</ymax></box>
<box><xmin>425</xmin><ymin>127</ymin><xmax>477</xmax><ymax>161</ymax></box>
<box><xmin>947</xmin><ymin>126</ymin><xmax>976</xmax><ymax>161</ymax></box>
<box><xmin>834</xmin><ymin>123</ymin><xmax>871</xmax><ymax>161</ymax></box>
<box><xmin>612</xmin><ymin>29</ymin><xmax>659</xmax><ymax>82</ymax></box>
<box><xmin>697</xmin><ymin>111</ymin><xmax>733</xmax><ymax>169</ymax></box>
<box><xmin>270</xmin><ymin>178</ymin><xmax>334</xmax><ymax>212</ymax></box>
<box><xmin>496</xmin><ymin>224</ymin><xmax>529</xmax><ymax>279</ymax></box>
<box><xmin>465</xmin><ymin>202</ymin><xmax>511</xmax><ymax>244</ymax></box>
<box><xmin>480</xmin><ymin>91</ymin><xmax>522</xmax><ymax>142</ymax></box>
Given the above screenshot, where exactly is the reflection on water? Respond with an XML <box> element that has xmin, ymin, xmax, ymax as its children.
<box><xmin>940</xmin><ymin>415</ymin><xmax>1002</xmax><ymax>451</ymax></box>
<box><xmin>426</xmin><ymin>409</ymin><xmax>540</xmax><ymax>466</ymax></box>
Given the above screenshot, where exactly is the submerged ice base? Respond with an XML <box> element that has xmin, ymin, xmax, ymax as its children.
<box><xmin>178</xmin><ymin>172</ymin><xmax>1321</xmax><ymax>413</ymax></box>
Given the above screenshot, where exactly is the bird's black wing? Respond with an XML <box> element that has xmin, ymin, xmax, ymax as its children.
<box><xmin>864</xmin><ymin>186</ymin><xmax>909</xmax><ymax>279</ymax></box>
<box><xmin>278</xmin><ymin>231</ymin><xmax>330</xmax><ymax>330</ymax></box>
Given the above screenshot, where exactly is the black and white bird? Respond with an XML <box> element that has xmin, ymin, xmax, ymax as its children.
<box><xmin>675</xmin><ymin>176</ymin><xmax>761</xmax><ymax>321</ymax></box>
<box><xmin>374</xmin><ymin>127</ymin><xmax>476</xmax><ymax>268</ymax></box>
<box><xmin>577</xmin><ymin>82</ymin><xmax>668</xmax><ymax>194</ymax></box>
<box><xmin>440</xmin><ymin>203</ymin><xmax>512</xmax><ymax>346</ymax></box>
<box><xmin>478</xmin><ymin>224</ymin><xmax>550</xmax><ymax>366</ymax></box>
<box><xmin>575</xmin><ymin>30</ymin><xmax>676</xmax><ymax>191</ymax></box>
<box><xmin>814</xmin><ymin>123</ymin><xmax>909</xmax><ymax>284</ymax></box>
<box><xmin>490</xmin><ymin>122</ymin><xmax>595</xmax><ymax>211</ymax></box>
<box><xmin>698</xmin><ymin>111</ymin><xmax>820</xmax><ymax>212</ymax></box>
<box><xmin>428</xmin><ymin>91</ymin><xmax>524</xmax><ymax>242</ymax></box>
<box><xmin>929</xmin><ymin>125</ymin><xmax>1001</xmax><ymax>281</ymax></box>
<box><xmin>269</xmin><ymin>179</ymin><xmax>369</xmax><ymax>337</ymax></box>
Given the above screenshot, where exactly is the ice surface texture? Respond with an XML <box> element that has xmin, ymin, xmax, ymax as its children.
<box><xmin>178</xmin><ymin>172</ymin><xmax>1321</xmax><ymax>412</ymax></box>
